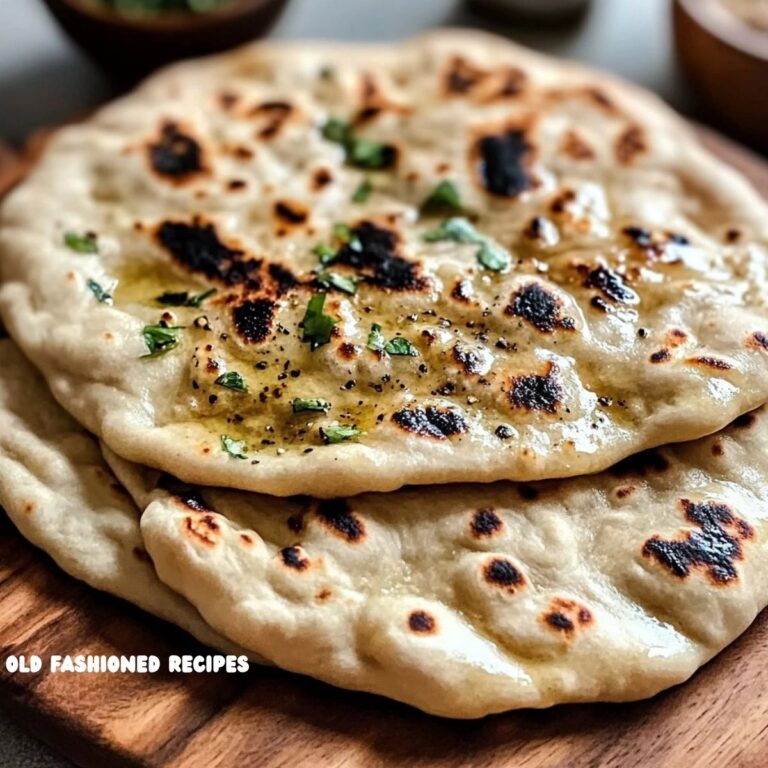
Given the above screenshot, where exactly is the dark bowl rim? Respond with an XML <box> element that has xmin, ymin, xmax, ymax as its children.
<box><xmin>49</xmin><ymin>0</ymin><xmax>280</xmax><ymax>31</ymax></box>
<box><xmin>676</xmin><ymin>0</ymin><xmax>768</xmax><ymax>63</ymax></box>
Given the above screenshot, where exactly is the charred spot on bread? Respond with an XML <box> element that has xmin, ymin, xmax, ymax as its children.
<box><xmin>542</xmin><ymin>598</ymin><xmax>593</xmax><ymax>636</ymax></box>
<box><xmin>474</xmin><ymin>127</ymin><xmax>536</xmax><ymax>198</ymax></box>
<box><xmin>148</xmin><ymin>121</ymin><xmax>207</xmax><ymax>181</ymax></box>
<box><xmin>453</xmin><ymin>344</ymin><xmax>486</xmax><ymax>375</ymax></box>
<box><xmin>470</xmin><ymin>508</ymin><xmax>503</xmax><ymax>538</ymax></box>
<box><xmin>505</xmin><ymin>283</ymin><xmax>575</xmax><ymax>333</ymax></box>
<box><xmin>332</xmin><ymin>221</ymin><xmax>427</xmax><ymax>291</ymax></box>
<box><xmin>559</xmin><ymin>129</ymin><xmax>595</xmax><ymax>161</ymax></box>
<box><xmin>315</xmin><ymin>499</ymin><xmax>365</xmax><ymax>543</ymax></box>
<box><xmin>232</xmin><ymin>298</ymin><xmax>277</xmax><ymax>344</ymax></box>
<box><xmin>451</xmin><ymin>279</ymin><xmax>473</xmax><ymax>303</ymax></box>
<box><xmin>251</xmin><ymin>101</ymin><xmax>294</xmax><ymax>139</ymax></box>
<box><xmin>443</xmin><ymin>56</ymin><xmax>486</xmax><ymax>95</ymax></box>
<box><xmin>483</xmin><ymin>557</ymin><xmax>525</xmax><ymax>591</ymax></box>
<box><xmin>643</xmin><ymin>499</ymin><xmax>754</xmax><ymax>584</ymax></box>
<box><xmin>615</xmin><ymin>124</ymin><xmax>648</xmax><ymax>164</ymax></box>
<box><xmin>408</xmin><ymin>610</ymin><xmax>437</xmax><ymax>633</ymax></box>
<box><xmin>748</xmin><ymin>331</ymin><xmax>768</xmax><ymax>350</ymax></box>
<box><xmin>688</xmin><ymin>356</ymin><xmax>732</xmax><ymax>371</ymax></box>
<box><xmin>392</xmin><ymin>405</ymin><xmax>468</xmax><ymax>439</ymax></box>
<box><xmin>582</xmin><ymin>266</ymin><xmax>638</xmax><ymax>304</ymax></box>
<box><xmin>156</xmin><ymin>218</ymin><xmax>245</xmax><ymax>283</ymax></box>
<box><xmin>273</xmin><ymin>200</ymin><xmax>309</xmax><ymax>226</ymax></box>
<box><xmin>508</xmin><ymin>363</ymin><xmax>562</xmax><ymax>413</ymax></box>
<box><xmin>280</xmin><ymin>546</ymin><xmax>310</xmax><ymax>571</ymax></box>
<box><xmin>183</xmin><ymin>513</ymin><xmax>220</xmax><ymax>547</ymax></box>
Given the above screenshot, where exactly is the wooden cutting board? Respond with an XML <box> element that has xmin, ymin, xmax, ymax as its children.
<box><xmin>1</xmin><ymin>127</ymin><xmax>768</xmax><ymax>768</ymax></box>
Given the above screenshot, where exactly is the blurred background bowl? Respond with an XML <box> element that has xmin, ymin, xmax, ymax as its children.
<box><xmin>41</xmin><ymin>0</ymin><xmax>289</xmax><ymax>80</ymax></box>
<box><xmin>674</xmin><ymin>0</ymin><xmax>768</xmax><ymax>152</ymax></box>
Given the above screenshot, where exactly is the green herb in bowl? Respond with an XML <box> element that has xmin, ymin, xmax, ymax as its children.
<box><xmin>95</xmin><ymin>0</ymin><xmax>234</xmax><ymax>14</ymax></box>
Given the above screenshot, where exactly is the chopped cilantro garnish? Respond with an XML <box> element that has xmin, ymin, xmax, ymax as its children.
<box><xmin>423</xmin><ymin>216</ymin><xmax>510</xmax><ymax>272</ymax></box>
<box><xmin>333</xmin><ymin>223</ymin><xmax>362</xmax><ymax>250</ymax></box>
<box><xmin>322</xmin><ymin>117</ymin><xmax>350</xmax><ymax>145</ymax></box>
<box><xmin>313</xmin><ymin>223</ymin><xmax>362</xmax><ymax>266</ymax></box>
<box><xmin>352</xmin><ymin>179</ymin><xmax>373</xmax><ymax>203</ymax></box>
<box><xmin>312</xmin><ymin>243</ymin><xmax>337</xmax><ymax>264</ymax></box>
<box><xmin>64</xmin><ymin>231</ymin><xmax>98</xmax><ymax>254</ymax></box>
<box><xmin>321</xmin><ymin>117</ymin><xmax>395</xmax><ymax>170</ymax></box>
<box><xmin>215</xmin><ymin>371</ymin><xmax>248</xmax><ymax>393</ymax></box>
<box><xmin>221</xmin><ymin>434</ymin><xmax>248</xmax><ymax>460</ymax></box>
<box><xmin>141</xmin><ymin>324</ymin><xmax>181</xmax><ymax>358</ymax></box>
<box><xmin>100</xmin><ymin>0</ymin><xmax>232</xmax><ymax>14</ymax></box>
<box><xmin>320</xmin><ymin>424</ymin><xmax>363</xmax><ymax>444</ymax></box>
<box><xmin>476</xmin><ymin>242</ymin><xmax>510</xmax><ymax>272</ymax></box>
<box><xmin>156</xmin><ymin>288</ymin><xmax>216</xmax><ymax>308</ymax></box>
<box><xmin>300</xmin><ymin>293</ymin><xmax>336</xmax><ymax>349</ymax></box>
<box><xmin>423</xmin><ymin>217</ymin><xmax>479</xmax><ymax>244</ymax></box>
<box><xmin>347</xmin><ymin>137</ymin><xmax>394</xmax><ymax>170</ymax></box>
<box><xmin>317</xmin><ymin>270</ymin><xmax>358</xmax><ymax>295</ymax></box>
<box><xmin>292</xmin><ymin>398</ymin><xmax>331</xmax><ymax>414</ymax></box>
<box><xmin>366</xmin><ymin>323</ymin><xmax>386</xmax><ymax>352</ymax></box>
<box><xmin>384</xmin><ymin>337</ymin><xmax>418</xmax><ymax>356</ymax></box>
<box><xmin>87</xmin><ymin>279</ymin><xmax>112</xmax><ymax>305</ymax></box>
<box><xmin>420</xmin><ymin>180</ymin><xmax>462</xmax><ymax>216</ymax></box>
<box><xmin>366</xmin><ymin>323</ymin><xmax>418</xmax><ymax>357</ymax></box>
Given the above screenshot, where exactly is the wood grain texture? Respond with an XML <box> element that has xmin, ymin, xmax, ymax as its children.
<box><xmin>0</xmin><ymin>129</ymin><xmax>767</xmax><ymax>768</ymax></box>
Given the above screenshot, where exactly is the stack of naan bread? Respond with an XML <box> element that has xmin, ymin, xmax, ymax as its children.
<box><xmin>2</xmin><ymin>30</ymin><xmax>768</xmax><ymax>718</ymax></box>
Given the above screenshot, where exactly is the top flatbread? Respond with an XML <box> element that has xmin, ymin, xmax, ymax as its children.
<box><xmin>2</xmin><ymin>30</ymin><xmax>768</xmax><ymax>497</ymax></box>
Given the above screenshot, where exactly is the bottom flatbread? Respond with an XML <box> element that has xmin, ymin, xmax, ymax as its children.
<box><xmin>0</xmin><ymin>339</ymin><xmax>247</xmax><ymax>657</ymax></box>
<box><xmin>3</xmin><ymin>337</ymin><xmax>767</xmax><ymax>718</ymax></box>
<box><xmin>104</xmin><ymin>406</ymin><xmax>768</xmax><ymax>717</ymax></box>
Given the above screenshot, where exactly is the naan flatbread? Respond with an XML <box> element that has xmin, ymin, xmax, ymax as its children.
<box><xmin>105</xmin><ymin>408</ymin><xmax>768</xmax><ymax>718</ymax></box>
<box><xmin>3</xmin><ymin>31</ymin><xmax>768</xmax><ymax>496</ymax></box>
<box><xmin>0</xmin><ymin>339</ymin><xmax>249</xmax><ymax>657</ymax></box>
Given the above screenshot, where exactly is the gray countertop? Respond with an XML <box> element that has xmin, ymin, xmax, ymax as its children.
<box><xmin>0</xmin><ymin>0</ymin><xmax>687</xmax><ymax>765</ymax></box>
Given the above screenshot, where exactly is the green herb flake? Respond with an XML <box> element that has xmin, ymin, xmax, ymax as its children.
<box><xmin>320</xmin><ymin>424</ymin><xmax>363</xmax><ymax>445</ymax></box>
<box><xmin>423</xmin><ymin>216</ymin><xmax>510</xmax><ymax>272</ymax></box>
<box><xmin>477</xmin><ymin>242</ymin><xmax>510</xmax><ymax>272</ymax></box>
<box><xmin>321</xmin><ymin>117</ymin><xmax>394</xmax><ymax>171</ymax></box>
<box><xmin>420</xmin><ymin>180</ymin><xmax>462</xmax><ymax>216</ymax></box>
<box><xmin>317</xmin><ymin>270</ymin><xmax>358</xmax><ymax>295</ymax></box>
<box><xmin>100</xmin><ymin>0</ymin><xmax>232</xmax><ymax>15</ymax></box>
<box><xmin>215</xmin><ymin>371</ymin><xmax>248</xmax><ymax>393</ymax></box>
<box><xmin>300</xmin><ymin>293</ymin><xmax>336</xmax><ymax>349</ymax></box>
<box><xmin>64</xmin><ymin>231</ymin><xmax>98</xmax><ymax>254</ymax></box>
<box><xmin>366</xmin><ymin>323</ymin><xmax>386</xmax><ymax>353</ymax></box>
<box><xmin>221</xmin><ymin>434</ymin><xmax>248</xmax><ymax>460</ymax></box>
<box><xmin>423</xmin><ymin>217</ymin><xmax>479</xmax><ymax>244</ymax></box>
<box><xmin>347</xmin><ymin>137</ymin><xmax>392</xmax><ymax>170</ymax></box>
<box><xmin>156</xmin><ymin>288</ymin><xmax>216</xmax><ymax>308</ymax></box>
<box><xmin>292</xmin><ymin>398</ymin><xmax>332</xmax><ymax>414</ymax></box>
<box><xmin>384</xmin><ymin>337</ymin><xmax>418</xmax><ymax>356</ymax></box>
<box><xmin>87</xmin><ymin>279</ymin><xmax>112</xmax><ymax>305</ymax></box>
<box><xmin>312</xmin><ymin>243</ymin><xmax>337</xmax><ymax>265</ymax></box>
<box><xmin>366</xmin><ymin>323</ymin><xmax>418</xmax><ymax>357</ymax></box>
<box><xmin>141</xmin><ymin>324</ymin><xmax>182</xmax><ymax>358</ymax></box>
<box><xmin>333</xmin><ymin>222</ymin><xmax>362</xmax><ymax>250</ymax></box>
<box><xmin>322</xmin><ymin>117</ymin><xmax>351</xmax><ymax>146</ymax></box>
<box><xmin>352</xmin><ymin>179</ymin><xmax>373</xmax><ymax>203</ymax></box>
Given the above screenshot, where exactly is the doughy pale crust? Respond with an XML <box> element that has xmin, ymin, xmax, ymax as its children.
<box><xmin>0</xmin><ymin>339</ymin><xmax>249</xmax><ymax>657</ymax></box>
<box><xmin>105</xmin><ymin>403</ymin><xmax>768</xmax><ymax>718</ymax></box>
<box><xmin>2</xmin><ymin>31</ymin><xmax>768</xmax><ymax>496</ymax></box>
